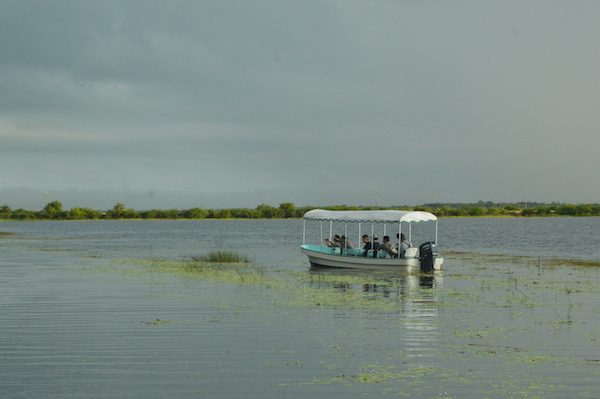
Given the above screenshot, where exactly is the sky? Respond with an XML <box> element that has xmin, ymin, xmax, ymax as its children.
<box><xmin>2</xmin><ymin>1</ymin><xmax>600</xmax><ymax>211</ymax></box>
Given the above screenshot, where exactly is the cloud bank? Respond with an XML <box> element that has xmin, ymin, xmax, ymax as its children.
<box><xmin>2</xmin><ymin>1</ymin><xmax>599</xmax><ymax>210</ymax></box>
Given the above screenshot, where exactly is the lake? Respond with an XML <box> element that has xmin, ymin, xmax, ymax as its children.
<box><xmin>1</xmin><ymin>217</ymin><xmax>599</xmax><ymax>398</ymax></box>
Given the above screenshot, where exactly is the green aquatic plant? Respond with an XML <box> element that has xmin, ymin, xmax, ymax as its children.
<box><xmin>186</xmin><ymin>251</ymin><xmax>254</xmax><ymax>264</ymax></box>
<box><xmin>549</xmin><ymin>259</ymin><xmax>600</xmax><ymax>267</ymax></box>
<box><xmin>141</xmin><ymin>318</ymin><xmax>182</xmax><ymax>325</ymax></box>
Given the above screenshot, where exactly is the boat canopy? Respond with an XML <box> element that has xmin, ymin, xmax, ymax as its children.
<box><xmin>303</xmin><ymin>209</ymin><xmax>437</xmax><ymax>224</ymax></box>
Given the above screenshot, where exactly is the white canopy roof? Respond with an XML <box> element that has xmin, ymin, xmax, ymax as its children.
<box><xmin>303</xmin><ymin>209</ymin><xmax>437</xmax><ymax>223</ymax></box>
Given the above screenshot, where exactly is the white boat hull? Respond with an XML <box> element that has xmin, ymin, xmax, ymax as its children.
<box><xmin>300</xmin><ymin>245</ymin><xmax>442</xmax><ymax>271</ymax></box>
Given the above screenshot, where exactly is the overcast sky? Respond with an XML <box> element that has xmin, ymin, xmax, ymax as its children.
<box><xmin>2</xmin><ymin>1</ymin><xmax>600</xmax><ymax>211</ymax></box>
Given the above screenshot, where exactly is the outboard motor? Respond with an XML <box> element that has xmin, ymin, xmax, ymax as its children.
<box><xmin>419</xmin><ymin>242</ymin><xmax>438</xmax><ymax>273</ymax></box>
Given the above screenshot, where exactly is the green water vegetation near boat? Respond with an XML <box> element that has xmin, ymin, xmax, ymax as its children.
<box><xmin>115</xmin><ymin>251</ymin><xmax>266</xmax><ymax>285</ymax></box>
<box><xmin>185</xmin><ymin>251</ymin><xmax>254</xmax><ymax>264</ymax></box>
<box><xmin>2</xmin><ymin>201</ymin><xmax>600</xmax><ymax>221</ymax></box>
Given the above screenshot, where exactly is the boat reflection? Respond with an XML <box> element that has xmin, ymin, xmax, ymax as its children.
<box><xmin>308</xmin><ymin>267</ymin><xmax>442</xmax><ymax>294</ymax></box>
<box><xmin>307</xmin><ymin>267</ymin><xmax>442</xmax><ymax>364</ymax></box>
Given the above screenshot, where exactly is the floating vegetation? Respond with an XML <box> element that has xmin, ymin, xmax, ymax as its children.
<box><xmin>0</xmin><ymin>231</ymin><xmax>15</xmax><ymax>237</ymax></box>
<box><xmin>141</xmin><ymin>318</ymin><xmax>182</xmax><ymax>325</ymax></box>
<box><xmin>444</xmin><ymin>251</ymin><xmax>600</xmax><ymax>268</ymax></box>
<box><xmin>547</xmin><ymin>258</ymin><xmax>600</xmax><ymax>267</ymax></box>
<box><xmin>108</xmin><ymin>254</ymin><xmax>269</xmax><ymax>286</ymax></box>
<box><xmin>185</xmin><ymin>251</ymin><xmax>254</xmax><ymax>264</ymax></box>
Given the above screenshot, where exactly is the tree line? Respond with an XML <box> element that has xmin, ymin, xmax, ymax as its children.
<box><xmin>1</xmin><ymin>201</ymin><xmax>599</xmax><ymax>221</ymax></box>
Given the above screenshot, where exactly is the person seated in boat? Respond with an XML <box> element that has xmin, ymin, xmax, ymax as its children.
<box><xmin>372</xmin><ymin>235</ymin><xmax>381</xmax><ymax>250</ymax></box>
<box><xmin>396</xmin><ymin>233</ymin><xmax>412</xmax><ymax>258</ymax></box>
<box><xmin>340</xmin><ymin>235</ymin><xmax>352</xmax><ymax>249</ymax></box>
<box><xmin>361</xmin><ymin>234</ymin><xmax>372</xmax><ymax>256</ymax></box>
<box><xmin>379</xmin><ymin>235</ymin><xmax>398</xmax><ymax>257</ymax></box>
<box><xmin>324</xmin><ymin>235</ymin><xmax>341</xmax><ymax>248</ymax></box>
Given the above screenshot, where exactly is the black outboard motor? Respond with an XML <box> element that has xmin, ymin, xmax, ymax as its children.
<box><xmin>419</xmin><ymin>242</ymin><xmax>438</xmax><ymax>273</ymax></box>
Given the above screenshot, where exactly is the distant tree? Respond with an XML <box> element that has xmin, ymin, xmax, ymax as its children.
<box><xmin>467</xmin><ymin>206</ymin><xmax>486</xmax><ymax>216</ymax></box>
<box><xmin>67</xmin><ymin>207</ymin><xmax>87</xmax><ymax>220</ymax></box>
<box><xmin>414</xmin><ymin>206</ymin><xmax>432</xmax><ymax>213</ymax></box>
<box><xmin>0</xmin><ymin>205</ymin><xmax>12</xmax><ymax>219</ymax></box>
<box><xmin>40</xmin><ymin>200</ymin><xmax>66</xmax><ymax>219</ymax></box>
<box><xmin>140</xmin><ymin>209</ymin><xmax>160</xmax><ymax>219</ymax></box>
<box><xmin>279</xmin><ymin>202</ymin><xmax>297</xmax><ymax>218</ymax></box>
<box><xmin>521</xmin><ymin>208</ymin><xmax>538</xmax><ymax>217</ymax></box>
<box><xmin>216</xmin><ymin>209</ymin><xmax>232</xmax><ymax>219</ymax></box>
<box><xmin>184</xmin><ymin>208</ymin><xmax>207</xmax><ymax>219</ymax></box>
<box><xmin>206</xmin><ymin>209</ymin><xmax>217</xmax><ymax>218</ymax></box>
<box><xmin>556</xmin><ymin>204</ymin><xmax>577</xmax><ymax>216</ymax></box>
<box><xmin>163</xmin><ymin>209</ymin><xmax>180</xmax><ymax>219</ymax></box>
<box><xmin>229</xmin><ymin>208</ymin><xmax>258</xmax><ymax>218</ymax></box>
<box><xmin>325</xmin><ymin>205</ymin><xmax>360</xmax><ymax>211</ymax></box>
<box><xmin>12</xmin><ymin>208</ymin><xmax>36</xmax><ymax>220</ymax></box>
<box><xmin>106</xmin><ymin>203</ymin><xmax>138</xmax><ymax>219</ymax></box>
<box><xmin>575</xmin><ymin>204</ymin><xmax>593</xmax><ymax>216</ymax></box>
<box><xmin>487</xmin><ymin>207</ymin><xmax>502</xmax><ymax>216</ymax></box>
<box><xmin>255</xmin><ymin>204</ymin><xmax>280</xmax><ymax>218</ymax></box>
<box><xmin>107</xmin><ymin>203</ymin><xmax>126</xmax><ymax>219</ymax></box>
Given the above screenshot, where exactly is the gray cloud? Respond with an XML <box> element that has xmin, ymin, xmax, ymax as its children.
<box><xmin>2</xmin><ymin>1</ymin><xmax>600</xmax><ymax>210</ymax></box>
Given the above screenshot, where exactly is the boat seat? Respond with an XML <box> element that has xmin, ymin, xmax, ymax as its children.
<box><xmin>404</xmin><ymin>247</ymin><xmax>418</xmax><ymax>258</ymax></box>
<box><xmin>342</xmin><ymin>249</ymin><xmax>357</xmax><ymax>256</ymax></box>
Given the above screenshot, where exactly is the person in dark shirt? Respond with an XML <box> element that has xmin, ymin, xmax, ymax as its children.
<box><xmin>372</xmin><ymin>235</ymin><xmax>381</xmax><ymax>250</ymax></box>
<box><xmin>361</xmin><ymin>234</ymin><xmax>372</xmax><ymax>256</ymax></box>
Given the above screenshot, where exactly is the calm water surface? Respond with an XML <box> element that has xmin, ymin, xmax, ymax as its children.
<box><xmin>1</xmin><ymin>218</ymin><xmax>599</xmax><ymax>398</ymax></box>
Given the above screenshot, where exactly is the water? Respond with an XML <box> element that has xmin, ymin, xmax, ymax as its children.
<box><xmin>1</xmin><ymin>218</ymin><xmax>599</xmax><ymax>398</ymax></box>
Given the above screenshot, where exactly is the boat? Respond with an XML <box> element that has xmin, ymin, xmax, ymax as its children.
<box><xmin>300</xmin><ymin>209</ymin><xmax>443</xmax><ymax>272</ymax></box>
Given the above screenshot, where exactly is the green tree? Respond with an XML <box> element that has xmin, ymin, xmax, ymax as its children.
<box><xmin>279</xmin><ymin>202</ymin><xmax>297</xmax><ymax>218</ymax></box>
<box><xmin>256</xmin><ymin>204</ymin><xmax>280</xmax><ymax>218</ymax></box>
<box><xmin>12</xmin><ymin>208</ymin><xmax>36</xmax><ymax>220</ymax></box>
<box><xmin>67</xmin><ymin>207</ymin><xmax>87</xmax><ymax>220</ymax></box>
<box><xmin>0</xmin><ymin>205</ymin><xmax>12</xmax><ymax>219</ymax></box>
<box><xmin>467</xmin><ymin>206</ymin><xmax>486</xmax><ymax>216</ymax></box>
<box><xmin>230</xmin><ymin>208</ymin><xmax>257</xmax><ymax>218</ymax></box>
<box><xmin>556</xmin><ymin>204</ymin><xmax>577</xmax><ymax>216</ymax></box>
<box><xmin>575</xmin><ymin>204</ymin><xmax>593</xmax><ymax>216</ymax></box>
<box><xmin>41</xmin><ymin>200</ymin><xmax>65</xmax><ymax>219</ymax></box>
<box><xmin>487</xmin><ymin>207</ymin><xmax>502</xmax><ymax>216</ymax></box>
<box><xmin>216</xmin><ymin>209</ymin><xmax>232</xmax><ymax>219</ymax></box>
<box><xmin>206</xmin><ymin>209</ymin><xmax>217</xmax><ymax>218</ymax></box>
<box><xmin>106</xmin><ymin>203</ymin><xmax>137</xmax><ymax>219</ymax></box>
<box><xmin>414</xmin><ymin>206</ymin><xmax>432</xmax><ymax>213</ymax></box>
<box><xmin>184</xmin><ymin>208</ymin><xmax>207</xmax><ymax>219</ymax></box>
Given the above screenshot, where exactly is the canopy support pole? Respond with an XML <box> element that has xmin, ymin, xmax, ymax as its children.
<box><xmin>302</xmin><ymin>219</ymin><xmax>306</xmax><ymax>245</ymax></box>
<box><xmin>320</xmin><ymin>221</ymin><xmax>323</xmax><ymax>250</ymax></box>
